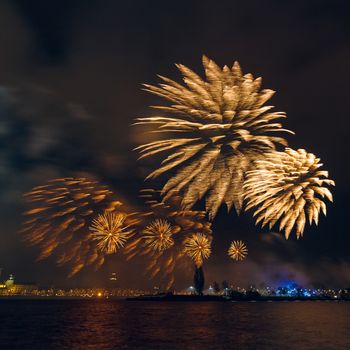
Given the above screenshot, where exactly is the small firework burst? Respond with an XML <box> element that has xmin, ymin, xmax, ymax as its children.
<box><xmin>142</xmin><ymin>219</ymin><xmax>174</xmax><ymax>252</ymax></box>
<box><xmin>228</xmin><ymin>240</ymin><xmax>248</xmax><ymax>261</ymax></box>
<box><xmin>134</xmin><ymin>56</ymin><xmax>293</xmax><ymax>218</ymax></box>
<box><xmin>22</xmin><ymin>177</ymin><xmax>138</xmax><ymax>276</ymax></box>
<box><xmin>90</xmin><ymin>212</ymin><xmax>133</xmax><ymax>254</ymax></box>
<box><xmin>184</xmin><ymin>233</ymin><xmax>212</xmax><ymax>267</ymax></box>
<box><xmin>244</xmin><ymin>148</ymin><xmax>335</xmax><ymax>238</ymax></box>
<box><xmin>124</xmin><ymin>189</ymin><xmax>212</xmax><ymax>289</ymax></box>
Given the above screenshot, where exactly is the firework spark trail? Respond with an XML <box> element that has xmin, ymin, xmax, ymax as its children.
<box><xmin>124</xmin><ymin>189</ymin><xmax>212</xmax><ymax>289</ymax></box>
<box><xmin>243</xmin><ymin>148</ymin><xmax>335</xmax><ymax>238</ymax></box>
<box><xmin>228</xmin><ymin>240</ymin><xmax>248</xmax><ymax>261</ymax></box>
<box><xmin>134</xmin><ymin>56</ymin><xmax>293</xmax><ymax>218</ymax></box>
<box><xmin>22</xmin><ymin>177</ymin><xmax>138</xmax><ymax>276</ymax></box>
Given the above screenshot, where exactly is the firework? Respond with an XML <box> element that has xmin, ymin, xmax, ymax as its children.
<box><xmin>124</xmin><ymin>189</ymin><xmax>212</xmax><ymax>289</ymax></box>
<box><xmin>90</xmin><ymin>212</ymin><xmax>133</xmax><ymax>254</ymax></box>
<box><xmin>228</xmin><ymin>240</ymin><xmax>248</xmax><ymax>261</ymax></box>
<box><xmin>22</xmin><ymin>177</ymin><xmax>137</xmax><ymax>275</ymax></box>
<box><xmin>243</xmin><ymin>148</ymin><xmax>335</xmax><ymax>238</ymax></box>
<box><xmin>134</xmin><ymin>56</ymin><xmax>293</xmax><ymax>218</ymax></box>
<box><xmin>142</xmin><ymin>219</ymin><xmax>175</xmax><ymax>252</ymax></box>
<box><xmin>184</xmin><ymin>233</ymin><xmax>212</xmax><ymax>267</ymax></box>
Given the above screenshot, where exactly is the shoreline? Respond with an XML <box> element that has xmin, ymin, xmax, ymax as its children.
<box><xmin>0</xmin><ymin>295</ymin><xmax>348</xmax><ymax>302</ymax></box>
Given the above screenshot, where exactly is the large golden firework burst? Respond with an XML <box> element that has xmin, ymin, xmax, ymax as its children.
<box><xmin>243</xmin><ymin>148</ymin><xmax>335</xmax><ymax>238</ymax></box>
<box><xmin>124</xmin><ymin>189</ymin><xmax>212</xmax><ymax>289</ymax></box>
<box><xmin>228</xmin><ymin>240</ymin><xmax>248</xmax><ymax>261</ymax></box>
<box><xmin>90</xmin><ymin>212</ymin><xmax>133</xmax><ymax>254</ymax></box>
<box><xmin>22</xmin><ymin>177</ymin><xmax>138</xmax><ymax>276</ymax></box>
<box><xmin>184</xmin><ymin>233</ymin><xmax>211</xmax><ymax>267</ymax></box>
<box><xmin>134</xmin><ymin>56</ymin><xmax>293</xmax><ymax>218</ymax></box>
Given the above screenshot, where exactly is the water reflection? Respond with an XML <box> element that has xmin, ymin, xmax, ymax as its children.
<box><xmin>0</xmin><ymin>300</ymin><xmax>349</xmax><ymax>350</ymax></box>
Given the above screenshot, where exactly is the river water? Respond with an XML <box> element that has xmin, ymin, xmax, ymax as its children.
<box><xmin>0</xmin><ymin>299</ymin><xmax>349</xmax><ymax>349</ymax></box>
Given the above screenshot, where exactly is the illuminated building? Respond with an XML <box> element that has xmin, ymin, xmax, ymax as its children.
<box><xmin>5</xmin><ymin>274</ymin><xmax>14</xmax><ymax>288</ymax></box>
<box><xmin>2</xmin><ymin>274</ymin><xmax>37</xmax><ymax>294</ymax></box>
<box><xmin>0</xmin><ymin>268</ymin><xmax>6</xmax><ymax>290</ymax></box>
<box><xmin>109</xmin><ymin>272</ymin><xmax>117</xmax><ymax>281</ymax></box>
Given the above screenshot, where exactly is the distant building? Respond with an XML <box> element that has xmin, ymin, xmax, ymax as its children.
<box><xmin>206</xmin><ymin>285</ymin><xmax>214</xmax><ymax>295</ymax></box>
<box><xmin>0</xmin><ymin>268</ymin><xmax>5</xmax><ymax>289</ymax></box>
<box><xmin>0</xmin><ymin>274</ymin><xmax>37</xmax><ymax>294</ymax></box>
<box><xmin>5</xmin><ymin>274</ymin><xmax>15</xmax><ymax>288</ymax></box>
<box><xmin>109</xmin><ymin>272</ymin><xmax>117</xmax><ymax>281</ymax></box>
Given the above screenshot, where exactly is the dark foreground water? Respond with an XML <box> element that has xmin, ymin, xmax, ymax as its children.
<box><xmin>0</xmin><ymin>299</ymin><xmax>349</xmax><ymax>350</ymax></box>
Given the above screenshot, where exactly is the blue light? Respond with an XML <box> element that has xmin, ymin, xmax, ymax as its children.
<box><xmin>275</xmin><ymin>280</ymin><xmax>318</xmax><ymax>298</ymax></box>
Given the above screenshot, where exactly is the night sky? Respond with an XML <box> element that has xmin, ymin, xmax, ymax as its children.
<box><xmin>0</xmin><ymin>0</ymin><xmax>349</xmax><ymax>289</ymax></box>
